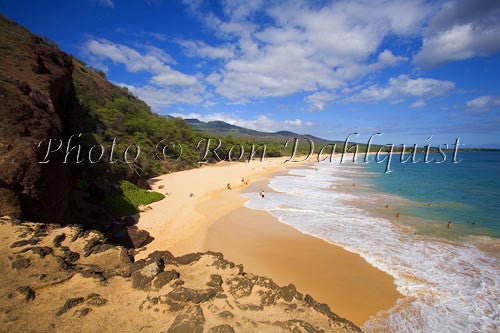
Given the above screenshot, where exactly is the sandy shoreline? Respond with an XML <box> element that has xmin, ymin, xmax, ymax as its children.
<box><xmin>137</xmin><ymin>157</ymin><xmax>294</xmax><ymax>256</ymax></box>
<box><xmin>137</xmin><ymin>158</ymin><xmax>401</xmax><ymax>326</ymax></box>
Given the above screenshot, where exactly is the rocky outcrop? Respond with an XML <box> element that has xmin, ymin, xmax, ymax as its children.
<box><xmin>0</xmin><ymin>15</ymin><xmax>76</xmax><ymax>224</ymax></box>
<box><xmin>0</xmin><ymin>216</ymin><xmax>362</xmax><ymax>332</ymax></box>
<box><xmin>0</xmin><ymin>15</ymin><xmax>153</xmax><ymax>227</ymax></box>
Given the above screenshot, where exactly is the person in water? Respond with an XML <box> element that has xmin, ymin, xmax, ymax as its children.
<box><xmin>259</xmin><ymin>189</ymin><xmax>265</xmax><ymax>198</ymax></box>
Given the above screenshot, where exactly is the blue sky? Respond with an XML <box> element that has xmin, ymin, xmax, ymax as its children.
<box><xmin>2</xmin><ymin>0</ymin><xmax>500</xmax><ymax>147</ymax></box>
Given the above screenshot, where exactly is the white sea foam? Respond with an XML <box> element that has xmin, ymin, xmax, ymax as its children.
<box><xmin>243</xmin><ymin>162</ymin><xmax>500</xmax><ymax>332</ymax></box>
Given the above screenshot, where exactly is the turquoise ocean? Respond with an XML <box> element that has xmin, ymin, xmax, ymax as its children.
<box><xmin>242</xmin><ymin>151</ymin><xmax>500</xmax><ymax>332</ymax></box>
<box><xmin>365</xmin><ymin>151</ymin><xmax>500</xmax><ymax>239</ymax></box>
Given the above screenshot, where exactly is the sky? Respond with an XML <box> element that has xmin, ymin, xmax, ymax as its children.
<box><xmin>2</xmin><ymin>0</ymin><xmax>500</xmax><ymax>148</ymax></box>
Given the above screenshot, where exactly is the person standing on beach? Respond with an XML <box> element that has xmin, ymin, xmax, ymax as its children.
<box><xmin>447</xmin><ymin>222</ymin><xmax>452</xmax><ymax>229</ymax></box>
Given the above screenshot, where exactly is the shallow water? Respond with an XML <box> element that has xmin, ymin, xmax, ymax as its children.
<box><xmin>242</xmin><ymin>154</ymin><xmax>500</xmax><ymax>332</ymax></box>
<box><xmin>364</xmin><ymin>151</ymin><xmax>500</xmax><ymax>238</ymax></box>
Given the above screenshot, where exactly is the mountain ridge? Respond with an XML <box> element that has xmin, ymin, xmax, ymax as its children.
<box><xmin>184</xmin><ymin>118</ymin><xmax>342</xmax><ymax>145</ymax></box>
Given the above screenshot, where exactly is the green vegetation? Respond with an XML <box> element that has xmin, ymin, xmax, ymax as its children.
<box><xmin>70</xmin><ymin>56</ymin><xmax>477</xmax><ymax>220</ymax></box>
<box><xmin>103</xmin><ymin>181</ymin><xmax>165</xmax><ymax>216</ymax></box>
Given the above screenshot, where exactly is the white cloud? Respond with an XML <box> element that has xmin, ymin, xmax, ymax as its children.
<box><xmin>185</xmin><ymin>0</ymin><xmax>427</xmax><ymax>102</ymax></box>
<box><xmin>466</xmin><ymin>95</ymin><xmax>500</xmax><ymax>112</ymax></box>
<box><xmin>84</xmin><ymin>39</ymin><xmax>199</xmax><ymax>86</ymax></box>
<box><xmin>410</xmin><ymin>99</ymin><xmax>426</xmax><ymax>108</ymax></box>
<box><xmin>170</xmin><ymin>112</ymin><xmax>313</xmax><ymax>133</ymax></box>
<box><xmin>85</xmin><ymin>39</ymin><xmax>208</xmax><ymax>108</ymax></box>
<box><xmin>86</xmin><ymin>39</ymin><xmax>172</xmax><ymax>71</ymax></box>
<box><xmin>85</xmin><ymin>39</ymin><xmax>200</xmax><ymax>87</ymax></box>
<box><xmin>415</xmin><ymin>0</ymin><xmax>500</xmax><ymax>67</ymax></box>
<box><xmin>150</xmin><ymin>72</ymin><xmax>199</xmax><ymax>87</ymax></box>
<box><xmin>388</xmin><ymin>99</ymin><xmax>404</xmax><ymax>105</ymax></box>
<box><xmin>351</xmin><ymin>75</ymin><xmax>454</xmax><ymax>102</ymax></box>
<box><xmin>305</xmin><ymin>91</ymin><xmax>337</xmax><ymax>112</ymax></box>
<box><xmin>373</xmin><ymin>50</ymin><xmax>408</xmax><ymax>69</ymax></box>
<box><xmin>179</xmin><ymin>40</ymin><xmax>235</xmax><ymax>60</ymax></box>
<box><xmin>119</xmin><ymin>84</ymin><xmax>206</xmax><ymax>110</ymax></box>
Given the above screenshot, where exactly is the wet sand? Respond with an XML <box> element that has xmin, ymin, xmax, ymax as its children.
<box><xmin>202</xmin><ymin>171</ymin><xmax>401</xmax><ymax>326</ymax></box>
<box><xmin>138</xmin><ymin>158</ymin><xmax>401</xmax><ymax>326</ymax></box>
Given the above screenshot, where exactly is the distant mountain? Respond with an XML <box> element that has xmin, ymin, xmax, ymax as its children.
<box><xmin>184</xmin><ymin>118</ymin><xmax>340</xmax><ymax>145</ymax></box>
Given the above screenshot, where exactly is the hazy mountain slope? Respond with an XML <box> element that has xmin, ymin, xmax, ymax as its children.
<box><xmin>185</xmin><ymin>118</ymin><xmax>342</xmax><ymax>148</ymax></box>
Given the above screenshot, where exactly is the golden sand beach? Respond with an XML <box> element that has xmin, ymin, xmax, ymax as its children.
<box><xmin>137</xmin><ymin>158</ymin><xmax>401</xmax><ymax>326</ymax></box>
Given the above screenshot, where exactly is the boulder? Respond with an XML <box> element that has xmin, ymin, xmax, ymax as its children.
<box><xmin>107</xmin><ymin>225</ymin><xmax>153</xmax><ymax>249</ymax></box>
<box><xmin>167</xmin><ymin>305</ymin><xmax>205</xmax><ymax>333</ymax></box>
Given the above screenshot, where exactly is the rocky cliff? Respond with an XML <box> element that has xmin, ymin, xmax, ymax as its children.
<box><xmin>0</xmin><ymin>14</ymin><xmax>200</xmax><ymax>227</ymax></box>
<box><xmin>0</xmin><ymin>16</ymin><xmax>77</xmax><ymax>224</ymax></box>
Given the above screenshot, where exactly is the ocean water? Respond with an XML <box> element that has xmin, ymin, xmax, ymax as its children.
<box><xmin>364</xmin><ymin>152</ymin><xmax>500</xmax><ymax>239</ymax></box>
<box><xmin>242</xmin><ymin>152</ymin><xmax>500</xmax><ymax>332</ymax></box>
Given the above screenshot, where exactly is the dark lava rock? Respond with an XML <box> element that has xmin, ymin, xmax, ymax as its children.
<box><xmin>78</xmin><ymin>308</ymin><xmax>91</xmax><ymax>317</ymax></box>
<box><xmin>304</xmin><ymin>294</ymin><xmax>361</xmax><ymax>331</ymax></box>
<box><xmin>274</xmin><ymin>319</ymin><xmax>321</xmax><ymax>333</ymax></box>
<box><xmin>83</xmin><ymin>237</ymin><xmax>113</xmax><ymax>257</ymax></box>
<box><xmin>167</xmin><ymin>305</ymin><xmax>205</xmax><ymax>333</ymax></box>
<box><xmin>153</xmin><ymin>270</ymin><xmax>180</xmax><ymax>289</ymax></box>
<box><xmin>61</xmin><ymin>247</ymin><xmax>80</xmax><ymax>262</ymax></box>
<box><xmin>147</xmin><ymin>250</ymin><xmax>176</xmax><ymax>264</ymax></box>
<box><xmin>218</xmin><ymin>311</ymin><xmax>234</xmax><ymax>318</ymax></box>
<box><xmin>28</xmin><ymin>246</ymin><xmax>53</xmax><ymax>258</ymax></box>
<box><xmin>70</xmin><ymin>226</ymin><xmax>84</xmax><ymax>242</ymax></box>
<box><xmin>56</xmin><ymin>257</ymin><xmax>76</xmax><ymax>272</ymax></box>
<box><xmin>209</xmin><ymin>324</ymin><xmax>235</xmax><ymax>333</ymax></box>
<box><xmin>280</xmin><ymin>284</ymin><xmax>302</xmax><ymax>302</ymax></box>
<box><xmin>176</xmin><ymin>252</ymin><xmax>202</xmax><ymax>265</ymax></box>
<box><xmin>10</xmin><ymin>238</ymin><xmax>40</xmax><ymax>248</ymax></box>
<box><xmin>108</xmin><ymin>225</ymin><xmax>153</xmax><ymax>249</ymax></box>
<box><xmin>17</xmin><ymin>286</ymin><xmax>35</xmax><ymax>301</ymax></box>
<box><xmin>227</xmin><ymin>277</ymin><xmax>254</xmax><ymax>298</ymax></box>
<box><xmin>11</xmin><ymin>255</ymin><xmax>31</xmax><ymax>270</ymax></box>
<box><xmin>33</xmin><ymin>224</ymin><xmax>48</xmax><ymax>238</ymax></box>
<box><xmin>131</xmin><ymin>261</ymin><xmax>163</xmax><ymax>290</ymax></box>
<box><xmin>86</xmin><ymin>293</ymin><xmax>107</xmax><ymax>307</ymax></box>
<box><xmin>207</xmin><ymin>274</ymin><xmax>223</xmax><ymax>289</ymax></box>
<box><xmin>52</xmin><ymin>233</ymin><xmax>66</xmax><ymax>247</ymax></box>
<box><xmin>121</xmin><ymin>216</ymin><xmax>136</xmax><ymax>226</ymax></box>
<box><xmin>77</xmin><ymin>268</ymin><xmax>106</xmax><ymax>281</ymax></box>
<box><xmin>56</xmin><ymin>297</ymin><xmax>84</xmax><ymax>316</ymax></box>
<box><xmin>166</xmin><ymin>287</ymin><xmax>217</xmax><ymax>304</ymax></box>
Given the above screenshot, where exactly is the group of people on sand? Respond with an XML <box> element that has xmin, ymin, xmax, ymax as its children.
<box><xmin>225</xmin><ymin>178</ymin><xmax>264</xmax><ymax>198</ymax></box>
